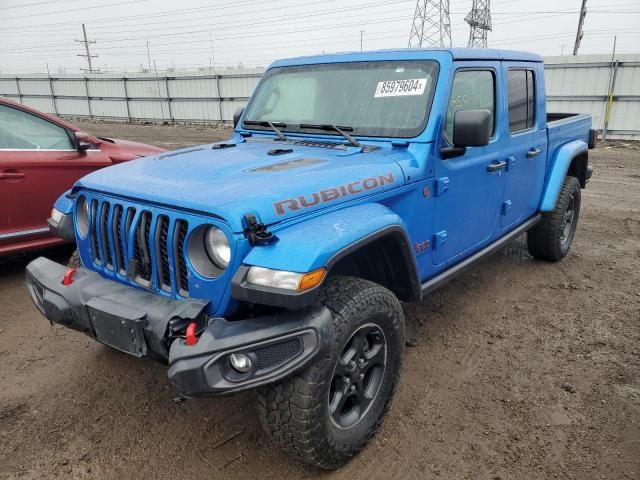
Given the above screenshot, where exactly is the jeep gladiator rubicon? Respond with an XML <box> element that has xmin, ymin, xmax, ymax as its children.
<box><xmin>26</xmin><ymin>48</ymin><xmax>596</xmax><ymax>469</ymax></box>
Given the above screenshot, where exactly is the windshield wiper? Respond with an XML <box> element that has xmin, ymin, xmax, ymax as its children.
<box><xmin>242</xmin><ymin>120</ymin><xmax>288</xmax><ymax>141</ymax></box>
<box><xmin>298</xmin><ymin>123</ymin><xmax>362</xmax><ymax>148</ymax></box>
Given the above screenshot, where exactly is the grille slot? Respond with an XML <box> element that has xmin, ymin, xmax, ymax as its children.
<box><xmin>111</xmin><ymin>205</ymin><xmax>125</xmax><ymax>274</ymax></box>
<box><xmin>100</xmin><ymin>202</ymin><xmax>112</xmax><ymax>270</ymax></box>
<box><xmin>133</xmin><ymin>211</ymin><xmax>152</xmax><ymax>285</ymax></box>
<box><xmin>90</xmin><ymin>200</ymin><xmax>101</xmax><ymax>265</ymax></box>
<box><xmin>88</xmin><ymin>199</ymin><xmax>190</xmax><ymax>297</ymax></box>
<box><xmin>155</xmin><ymin>215</ymin><xmax>171</xmax><ymax>292</ymax></box>
<box><xmin>174</xmin><ymin>220</ymin><xmax>189</xmax><ymax>295</ymax></box>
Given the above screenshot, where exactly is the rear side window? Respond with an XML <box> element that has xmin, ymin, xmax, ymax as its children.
<box><xmin>445</xmin><ymin>70</ymin><xmax>495</xmax><ymax>143</ymax></box>
<box><xmin>507</xmin><ymin>69</ymin><xmax>536</xmax><ymax>132</ymax></box>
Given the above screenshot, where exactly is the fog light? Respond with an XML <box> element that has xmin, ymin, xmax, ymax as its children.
<box><xmin>229</xmin><ymin>353</ymin><xmax>252</xmax><ymax>373</ymax></box>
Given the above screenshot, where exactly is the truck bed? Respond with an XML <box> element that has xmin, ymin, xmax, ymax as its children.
<box><xmin>547</xmin><ymin>112</ymin><xmax>592</xmax><ymax>163</ymax></box>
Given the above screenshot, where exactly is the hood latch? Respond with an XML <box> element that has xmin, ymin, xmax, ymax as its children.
<box><xmin>243</xmin><ymin>213</ymin><xmax>278</xmax><ymax>246</ymax></box>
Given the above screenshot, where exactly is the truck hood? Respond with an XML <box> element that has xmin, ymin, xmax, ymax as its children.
<box><xmin>75</xmin><ymin>139</ymin><xmax>409</xmax><ymax>232</ymax></box>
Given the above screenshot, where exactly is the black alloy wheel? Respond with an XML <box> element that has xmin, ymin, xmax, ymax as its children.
<box><xmin>329</xmin><ymin>324</ymin><xmax>387</xmax><ymax>429</ymax></box>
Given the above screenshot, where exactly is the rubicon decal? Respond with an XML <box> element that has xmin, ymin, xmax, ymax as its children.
<box><xmin>273</xmin><ymin>173</ymin><xmax>395</xmax><ymax>215</ymax></box>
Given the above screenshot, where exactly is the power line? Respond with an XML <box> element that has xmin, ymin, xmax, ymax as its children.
<box><xmin>2</xmin><ymin>0</ymin><xmax>149</xmax><ymax>20</ymax></box>
<box><xmin>3</xmin><ymin>0</ymin><xmax>415</xmax><ymax>52</ymax></box>
<box><xmin>0</xmin><ymin>0</ymin><xmax>81</xmax><ymax>10</ymax></box>
<box><xmin>3</xmin><ymin>14</ymin><xmax>413</xmax><ymax>55</ymax></box>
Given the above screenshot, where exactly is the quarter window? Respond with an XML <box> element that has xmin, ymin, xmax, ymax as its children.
<box><xmin>507</xmin><ymin>69</ymin><xmax>536</xmax><ymax>132</ymax></box>
<box><xmin>0</xmin><ymin>104</ymin><xmax>74</xmax><ymax>150</ymax></box>
<box><xmin>445</xmin><ymin>70</ymin><xmax>495</xmax><ymax>143</ymax></box>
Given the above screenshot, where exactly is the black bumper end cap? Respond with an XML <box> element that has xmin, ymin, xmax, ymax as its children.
<box><xmin>47</xmin><ymin>213</ymin><xmax>74</xmax><ymax>242</ymax></box>
<box><xmin>168</xmin><ymin>306</ymin><xmax>333</xmax><ymax>397</ymax></box>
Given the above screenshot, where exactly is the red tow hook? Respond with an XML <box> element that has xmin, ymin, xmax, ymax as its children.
<box><xmin>62</xmin><ymin>268</ymin><xmax>77</xmax><ymax>286</ymax></box>
<box><xmin>185</xmin><ymin>321</ymin><xmax>198</xmax><ymax>346</ymax></box>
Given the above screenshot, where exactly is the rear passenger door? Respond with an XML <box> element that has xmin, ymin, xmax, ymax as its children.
<box><xmin>500</xmin><ymin>63</ymin><xmax>547</xmax><ymax>229</ymax></box>
<box><xmin>432</xmin><ymin>62</ymin><xmax>506</xmax><ymax>266</ymax></box>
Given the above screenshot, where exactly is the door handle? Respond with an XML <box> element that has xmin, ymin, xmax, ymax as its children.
<box><xmin>487</xmin><ymin>160</ymin><xmax>507</xmax><ymax>172</ymax></box>
<box><xmin>0</xmin><ymin>172</ymin><xmax>26</xmax><ymax>180</ymax></box>
<box><xmin>527</xmin><ymin>148</ymin><xmax>542</xmax><ymax>158</ymax></box>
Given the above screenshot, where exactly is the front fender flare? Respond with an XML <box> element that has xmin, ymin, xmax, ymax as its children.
<box><xmin>540</xmin><ymin>140</ymin><xmax>587</xmax><ymax>211</ymax></box>
<box><xmin>232</xmin><ymin>203</ymin><xmax>419</xmax><ymax>308</ymax></box>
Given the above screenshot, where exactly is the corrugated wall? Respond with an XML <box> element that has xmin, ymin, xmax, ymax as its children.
<box><xmin>545</xmin><ymin>54</ymin><xmax>640</xmax><ymax>140</ymax></box>
<box><xmin>0</xmin><ymin>69</ymin><xmax>262</xmax><ymax>124</ymax></box>
<box><xmin>1</xmin><ymin>57</ymin><xmax>638</xmax><ymax>139</ymax></box>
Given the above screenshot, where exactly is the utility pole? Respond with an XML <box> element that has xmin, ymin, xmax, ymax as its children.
<box><xmin>408</xmin><ymin>0</ymin><xmax>451</xmax><ymax>48</ymax></box>
<box><xmin>146</xmin><ymin>41</ymin><xmax>152</xmax><ymax>71</ymax></box>
<box><xmin>209</xmin><ymin>33</ymin><xmax>215</xmax><ymax>71</ymax></box>
<box><xmin>75</xmin><ymin>24</ymin><xmax>98</xmax><ymax>73</ymax></box>
<box><xmin>360</xmin><ymin>30</ymin><xmax>365</xmax><ymax>51</ymax></box>
<box><xmin>573</xmin><ymin>0</ymin><xmax>587</xmax><ymax>55</ymax></box>
<box><xmin>465</xmin><ymin>0</ymin><xmax>492</xmax><ymax>48</ymax></box>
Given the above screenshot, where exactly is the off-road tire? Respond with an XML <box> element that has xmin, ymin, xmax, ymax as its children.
<box><xmin>528</xmin><ymin>175</ymin><xmax>581</xmax><ymax>261</ymax></box>
<box><xmin>256</xmin><ymin>276</ymin><xmax>405</xmax><ymax>469</ymax></box>
<box><xmin>68</xmin><ymin>250</ymin><xmax>81</xmax><ymax>268</ymax></box>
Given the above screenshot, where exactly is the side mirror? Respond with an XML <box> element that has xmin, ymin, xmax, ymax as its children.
<box><xmin>233</xmin><ymin>107</ymin><xmax>244</xmax><ymax>128</ymax></box>
<box><xmin>75</xmin><ymin>131</ymin><xmax>92</xmax><ymax>151</ymax></box>
<box><xmin>441</xmin><ymin>109</ymin><xmax>492</xmax><ymax>159</ymax></box>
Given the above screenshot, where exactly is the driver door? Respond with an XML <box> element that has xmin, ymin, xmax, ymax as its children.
<box><xmin>432</xmin><ymin>63</ymin><xmax>506</xmax><ymax>266</ymax></box>
<box><xmin>0</xmin><ymin>103</ymin><xmax>111</xmax><ymax>245</ymax></box>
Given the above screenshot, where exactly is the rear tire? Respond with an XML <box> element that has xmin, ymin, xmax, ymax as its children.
<box><xmin>528</xmin><ymin>175</ymin><xmax>581</xmax><ymax>261</ymax></box>
<box><xmin>68</xmin><ymin>249</ymin><xmax>81</xmax><ymax>268</ymax></box>
<box><xmin>256</xmin><ymin>276</ymin><xmax>405</xmax><ymax>469</ymax></box>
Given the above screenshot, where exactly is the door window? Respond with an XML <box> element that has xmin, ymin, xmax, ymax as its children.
<box><xmin>444</xmin><ymin>70</ymin><xmax>495</xmax><ymax>143</ymax></box>
<box><xmin>0</xmin><ymin>104</ymin><xmax>74</xmax><ymax>150</ymax></box>
<box><xmin>507</xmin><ymin>69</ymin><xmax>536</xmax><ymax>132</ymax></box>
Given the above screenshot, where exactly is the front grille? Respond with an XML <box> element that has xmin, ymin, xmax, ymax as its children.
<box><xmin>88</xmin><ymin>200</ymin><xmax>190</xmax><ymax>296</ymax></box>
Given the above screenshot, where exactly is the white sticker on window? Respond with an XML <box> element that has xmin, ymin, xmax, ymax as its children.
<box><xmin>374</xmin><ymin>78</ymin><xmax>428</xmax><ymax>98</ymax></box>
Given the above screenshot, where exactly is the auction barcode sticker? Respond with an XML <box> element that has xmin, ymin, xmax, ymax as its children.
<box><xmin>374</xmin><ymin>78</ymin><xmax>428</xmax><ymax>98</ymax></box>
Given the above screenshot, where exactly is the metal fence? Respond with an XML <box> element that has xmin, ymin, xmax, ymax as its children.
<box><xmin>544</xmin><ymin>54</ymin><xmax>640</xmax><ymax>140</ymax></box>
<box><xmin>0</xmin><ymin>69</ymin><xmax>263</xmax><ymax>124</ymax></box>
<box><xmin>1</xmin><ymin>55</ymin><xmax>639</xmax><ymax>139</ymax></box>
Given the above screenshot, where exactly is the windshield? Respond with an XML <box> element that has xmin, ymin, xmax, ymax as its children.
<box><xmin>242</xmin><ymin>60</ymin><xmax>439</xmax><ymax>138</ymax></box>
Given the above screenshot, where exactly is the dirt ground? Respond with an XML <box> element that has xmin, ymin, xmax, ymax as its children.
<box><xmin>1</xmin><ymin>121</ymin><xmax>638</xmax><ymax>480</ymax></box>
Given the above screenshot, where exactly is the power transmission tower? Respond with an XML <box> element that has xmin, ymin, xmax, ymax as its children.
<box><xmin>408</xmin><ymin>0</ymin><xmax>451</xmax><ymax>48</ymax></box>
<box><xmin>573</xmin><ymin>0</ymin><xmax>587</xmax><ymax>55</ymax></box>
<box><xmin>465</xmin><ymin>0</ymin><xmax>492</xmax><ymax>48</ymax></box>
<box><xmin>75</xmin><ymin>23</ymin><xmax>98</xmax><ymax>73</ymax></box>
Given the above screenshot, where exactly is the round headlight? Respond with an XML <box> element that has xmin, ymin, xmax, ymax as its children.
<box><xmin>204</xmin><ymin>226</ymin><xmax>230</xmax><ymax>268</ymax></box>
<box><xmin>76</xmin><ymin>196</ymin><xmax>89</xmax><ymax>238</ymax></box>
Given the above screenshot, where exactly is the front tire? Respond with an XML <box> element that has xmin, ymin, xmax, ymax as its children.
<box><xmin>256</xmin><ymin>276</ymin><xmax>405</xmax><ymax>469</ymax></box>
<box><xmin>528</xmin><ymin>175</ymin><xmax>581</xmax><ymax>261</ymax></box>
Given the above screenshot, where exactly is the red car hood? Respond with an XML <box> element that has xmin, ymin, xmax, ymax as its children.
<box><xmin>98</xmin><ymin>137</ymin><xmax>166</xmax><ymax>162</ymax></box>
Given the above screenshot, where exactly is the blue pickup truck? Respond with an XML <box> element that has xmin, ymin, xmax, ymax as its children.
<box><xmin>27</xmin><ymin>48</ymin><xmax>596</xmax><ymax>468</ymax></box>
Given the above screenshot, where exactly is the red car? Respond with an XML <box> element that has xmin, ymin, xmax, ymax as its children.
<box><xmin>0</xmin><ymin>97</ymin><xmax>166</xmax><ymax>256</ymax></box>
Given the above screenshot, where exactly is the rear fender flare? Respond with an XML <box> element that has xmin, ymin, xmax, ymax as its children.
<box><xmin>540</xmin><ymin>140</ymin><xmax>587</xmax><ymax>212</ymax></box>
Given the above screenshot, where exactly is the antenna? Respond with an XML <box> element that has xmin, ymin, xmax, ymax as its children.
<box><xmin>75</xmin><ymin>23</ymin><xmax>98</xmax><ymax>73</ymax></box>
<box><xmin>573</xmin><ymin>0</ymin><xmax>587</xmax><ymax>55</ymax></box>
<box><xmin>465</xmin><ymin>0</ymin><xmax>492</xmax><ymax>48</ymax></box>
<box><xmin>408</xmin><ymin>0</ymin><xmax>451</xmax><ymax>48</ymax></box>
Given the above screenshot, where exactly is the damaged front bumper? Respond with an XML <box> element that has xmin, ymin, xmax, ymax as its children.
<box><xmin>25</xmin><ymin>257</ymin><xmax>332</xmax><ymax>397</ymax></box>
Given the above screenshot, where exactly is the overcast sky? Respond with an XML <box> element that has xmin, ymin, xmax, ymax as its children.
<box><xmin>1</xmin><ymin>0</ymin><xmax>638</xmax><ymax>74</ymax></box>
